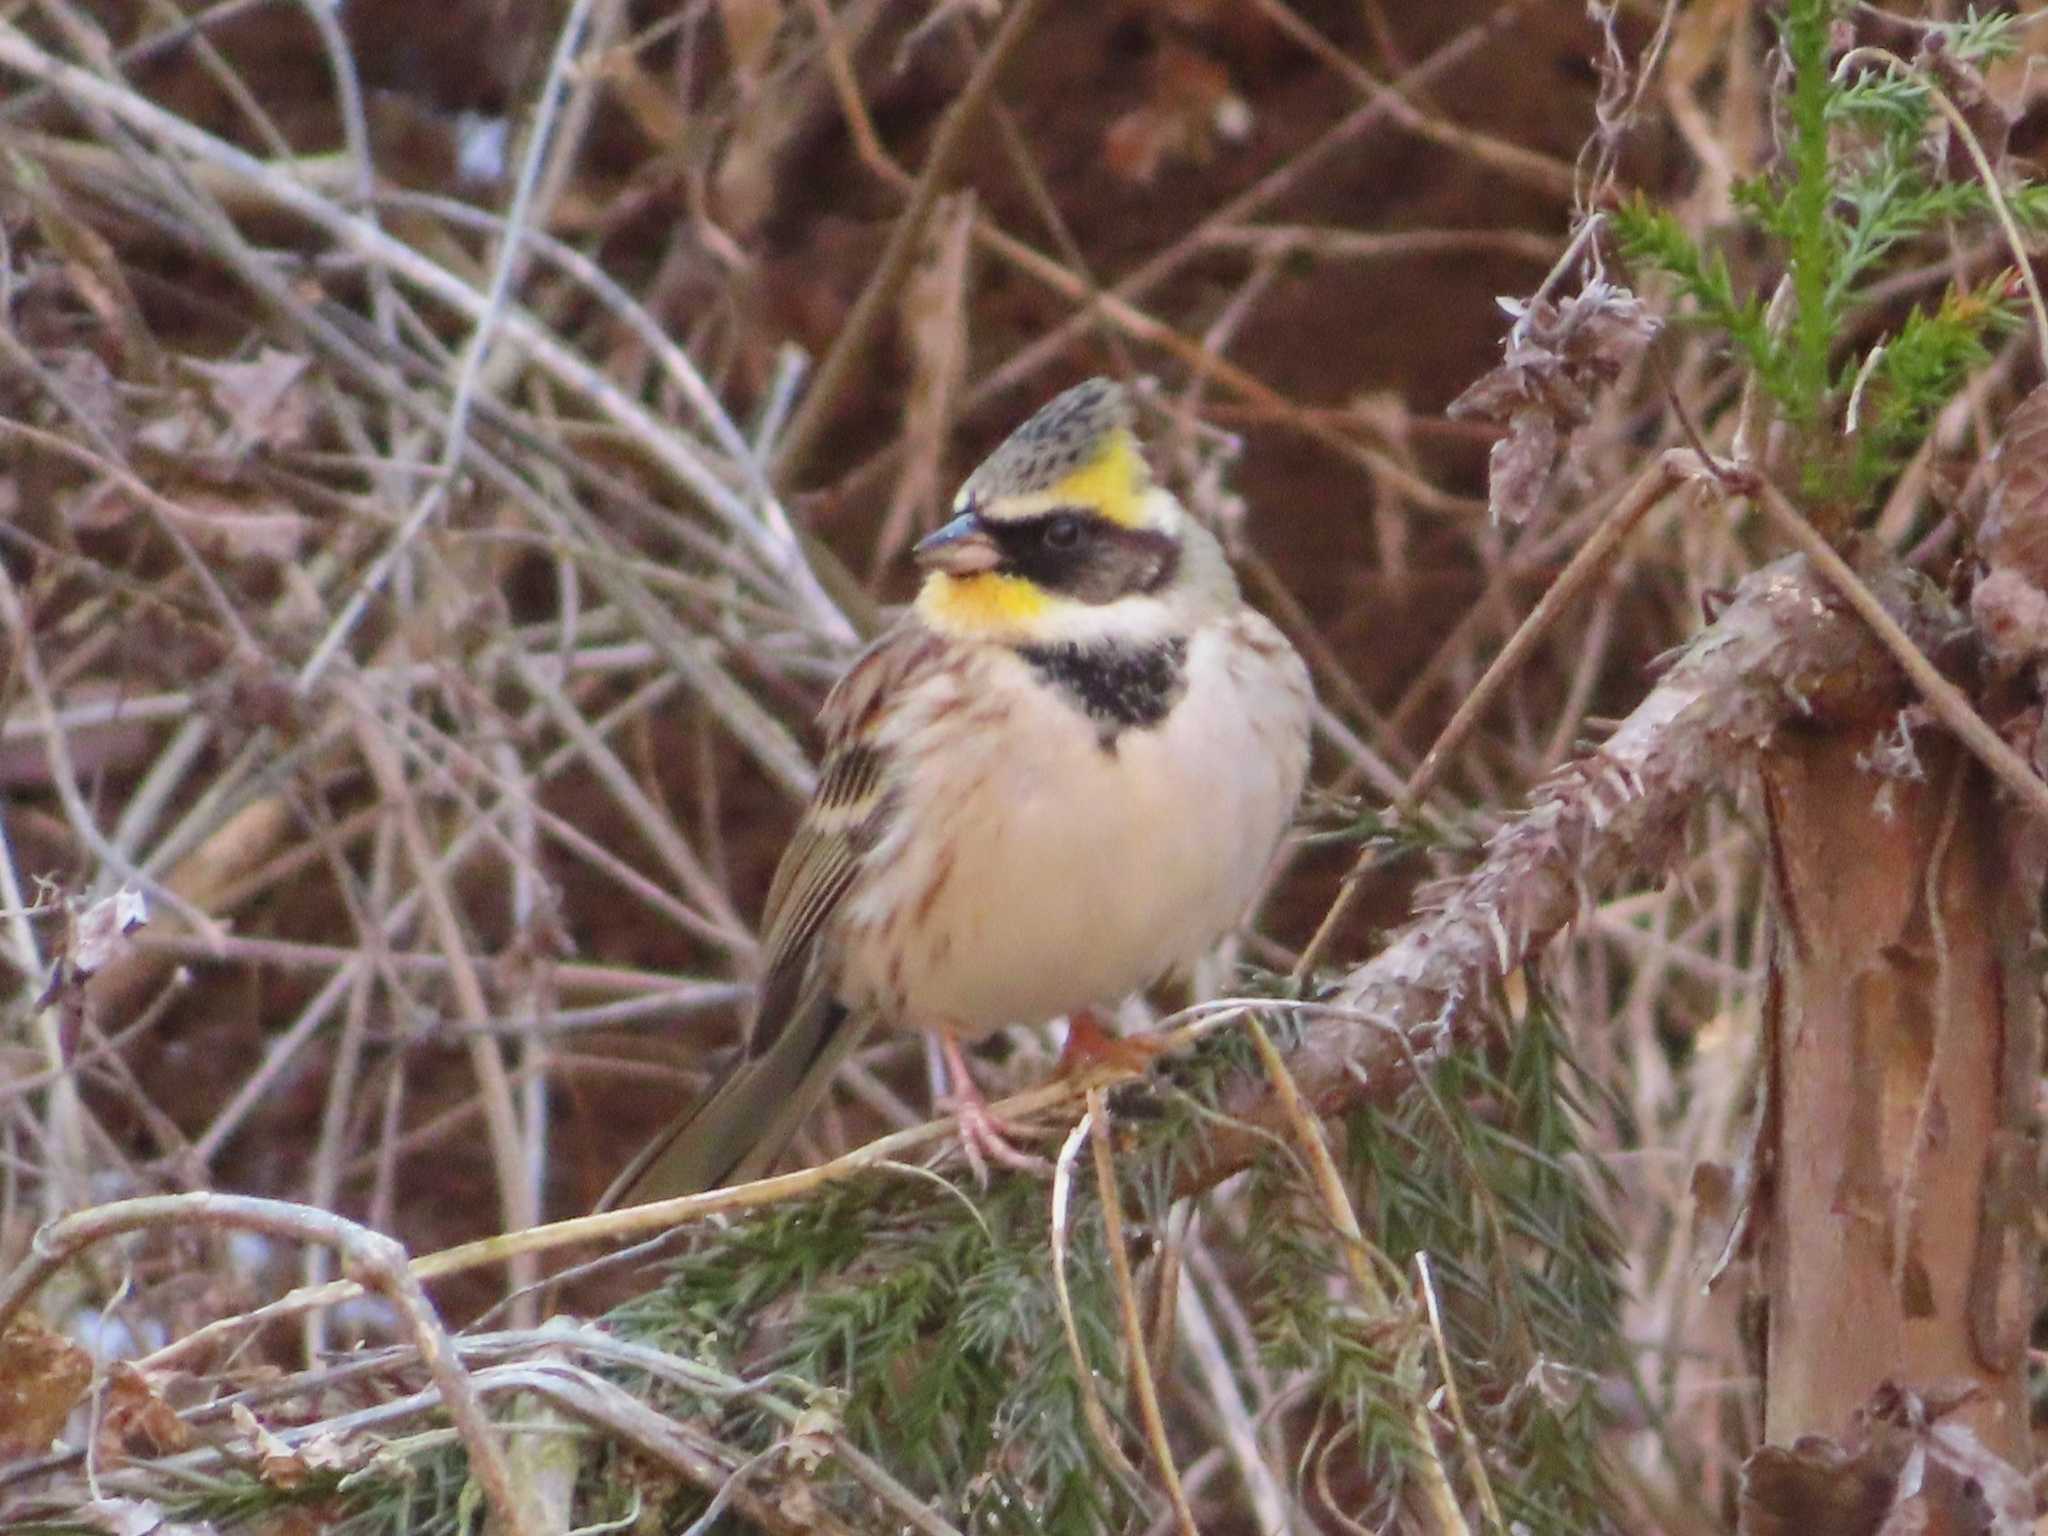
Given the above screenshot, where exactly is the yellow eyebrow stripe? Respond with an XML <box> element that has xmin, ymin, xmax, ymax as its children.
<box><xmin>1044</xmin><ymin>427</ymin><xmax>1146</xmax><ymax>528</ymax></box>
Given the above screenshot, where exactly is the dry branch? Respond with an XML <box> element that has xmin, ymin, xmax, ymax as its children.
<box><xmin>1206</xmin><ymin>544</ymin><xmax>1958</xmax><ymax>1175</ymax></box>
<box><xmin>0</xmin><ymin>1193</ymin><xmax>540</xmax><ymax>1536</ymax></box>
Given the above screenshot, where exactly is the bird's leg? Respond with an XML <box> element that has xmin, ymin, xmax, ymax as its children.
<box><xmin>936</xmin><ymin>1029</ymin><xmax>1050</xmax><ymax>1183</ymax></box>
<box><xmin>1055</xmin><ymin>1007</ymin><xmax>1170</xmax><ymax>1078</ymax></box>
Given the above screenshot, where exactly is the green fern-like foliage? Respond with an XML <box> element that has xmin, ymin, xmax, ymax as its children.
<box><xmin>1251</xmin><ymin>991</ymin><xmax>1624</xmax><ymax>1533</ymax></box>
<box><xmin>1611</xmin><ymin>0</ymin><xmax>2034</xmax><ymax>522</ymax></box>
<box><xmin>606</xmin><ymin>1171</ymin><xmax>1134</xmax><ymax>1534</ymax></box>
<box><xmin>550</xmin><ymin>992</ymin><xmax>1619</xmax><ymax>1535</ymax></box>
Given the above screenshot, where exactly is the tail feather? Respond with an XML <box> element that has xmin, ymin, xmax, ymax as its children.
<box><xmin>598</xmin><ymin>999</ymin><xmax>869</xmax><ymax>1210</ymax></box>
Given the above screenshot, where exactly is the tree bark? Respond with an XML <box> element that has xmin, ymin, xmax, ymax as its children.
<box><xmin>1758</xmin><ymin>726</ymin><xmax>2038</xmax><ymax>1462</ymax></box>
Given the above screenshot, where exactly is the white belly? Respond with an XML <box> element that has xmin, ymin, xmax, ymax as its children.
<box><xmin>842</xmin><ymin>617</ymin><xmax>1311</xmax><ymax>1034</ymax></box>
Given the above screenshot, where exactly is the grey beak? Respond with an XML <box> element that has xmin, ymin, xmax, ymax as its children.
<box><xmin>913</xmin><ymin>511</ymin><xmax>1002</xmax><ymax>575</ymax></box>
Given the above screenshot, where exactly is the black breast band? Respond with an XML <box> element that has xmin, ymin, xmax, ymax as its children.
<box><xmin>1015</xmin><ymin>637</ymin><xmax>1189</xmax><ymax>746</ymax></box>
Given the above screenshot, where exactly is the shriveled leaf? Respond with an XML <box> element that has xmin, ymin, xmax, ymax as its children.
<box><xmin>68</xmin><ymin>477</ymin><xmax>311</xmax><ymax>565</ymax></box>
<box><xmin>189</xmin><ymin>347</ymin><xmax>313</xmax><ymax>453</ymax></box>
<box><xmin>46</xmin><ymin>348</ymin><xmax>128</xmax><ymax>448</ymax></box>
<box><xmin>0</xmin><ymin>1313</ymin><xmax>93</xmax><ymax>1459</ymax></box>
<box><xmin>1864</xmin><ymin>1384</ymin><xmax>2033</xmax><ymax>1534</ymax></box>
<box><xmin>65</xmin><ymin>478</ymin><xmax>137</xmax><ymax>534</ymax></box>
<box><xmin>1916</xmin><ymin>32</ymin><xmax>2014</xmax><ymax>183</ymax></box>
<box><xmin>295</xmin><ymin>1429</ymin><xmax>373</xmax><ymax>1477</ymax></box>
<box><xmin>775</xmin><ymin>1399</ymin><xmax>838</xmax><ymax>1528</ymax></box>
<box><xmin>1487</xmin><ymin>406</ymin><xmax>1560</xmax><ymax>528</ymax></box>
<box><xmin>597</xmin><ymin>45</ymin><xmax>689</xmax><ymax>151</ymax></box>
<box><xmin>228</xmin><ymin>1401</ymin><xmax>366</xmax><ymax>1489</ymax></box>
<box><xmin>1741</xmin><ymin>1438</ymin><xmax>1893</xmax><ymax>1536</ymax></box>
<box><xmin>1449</xmin><ymin>279</ymin><xmax>1660</xmax><ymax>523</ymax></box>
<box><xmin>13</xmin><ymin>152</ymin><xmax>162</xmax><ymax>376</ymax></box>
<box><xmin>1969</xmin><ymin>567</ymin><xmax>2048</xmax><ymax>669</ymax></box>
<box><xmin>713</xmin><ymin>97</ymin><xmax>796</xmax><ymax>239</ymax></box>
<box><xmin>0</xmin><ymin>691</ymin><xmax>156</xmax><ymax>788</ymax></box>
<box><xmin>132</xmin><ymin>398</ymin><xmax>205</xmax><ymax>455</ymax></box>
<box><xmin>783</xmin><ymin>1397</ymin><xmax>839</xmax><ymax>1475</ymax></box>
<box><xmin>69</xmin><ymin>886</ymin><xmax>148</xmax><ymax>977</ymax></box>
<box><xmin>97</xmin><ymin>1361</ymin><xmax>192</xmax><ymax>1462</ymax></box>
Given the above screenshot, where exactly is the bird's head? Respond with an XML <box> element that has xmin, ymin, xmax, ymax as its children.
<box><xmin>912</xmin><ymin>379</ymin><xmax>1233</xmax><ymax>643</ymax></box>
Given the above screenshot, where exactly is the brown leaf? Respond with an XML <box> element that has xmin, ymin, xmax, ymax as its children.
<box><xmin>713</xmin><ymin>97</ymin><xmax>795</xmax><ymax>239</ymax></box>
<box><xmin>98</xmin><ymin>1361</ymin><xmax>192</xmax><ymax>1462</ymax></box>
<box><xmin>1486</xmin><ymin>407</ymin><xmax>1559</xmax><ymax>528</ymax></box>
<box><xmin>1864</xmin><ymin>1384</ymin><xmax>2032</xmax><ymax>1534</ymax></box>
<box><xmin>1969</xmin><ymin>567</ymin><xmax>2048</xmax><ymax>669</ymax></box>
<box><xmin>46</xmin><ymin>348</ymin><xmax>129</xmax><ymax>449</ymax></box>
<box><xmin>1740</xmin><ymin>1438</ymin><xmax>1901</xmax><ymax>1536</ymax></box>
<box><xmin>64</xmin><ymin>479</ymin><xmax>137</xmax><ymax>535</ymax></box>
<box><xmin>294</xmin><ymin>1429</ymin><xmax>372</xmax><ymax>1477</ymax></box>
<box><xmin>0</xmin><ymin>1313</ymin><xmax>93</xmax><ymax>1459</ymax></box>
<box><xmin>189</xmin><ymin>348</ymin><xmax>313</xmax><ymax>453</ymax></box>
<box><xmin>1448</xmin><ymin>279</ymin><xmax>1660</xmax><ymax>524</ymax></box>
<box><xmin>17</xmin><ymin>167</ymin><xmax>163</xmax><ymax>378</ymax></box>
<box><xmin>773</xmin><ymin>1401</ymin><xmax>837</xmax><ymax>1527</ymax></box>
<box><xmin>595</xmin><ymin>46</ymin><xmax>689</xmax><ymax>151</ymax></box>
<box><xmin>709</xmin><ymin>0</ymin><xmax>794</xmax><ymax>238</ymax></box>
<box><xmin>1689</xmin><ymin>1158</ymin><xmax>1733</xmax><ymax>1225</ymax></box>
<box><xmin>783</xmin><ymin>1399</ymin><xmax>838</xmax><ymax>1475</ymax></box>
<box><xmin>229</xmin><ymin>1401</ymin><xmax>363</xmax><ymax>1490</ymax></box>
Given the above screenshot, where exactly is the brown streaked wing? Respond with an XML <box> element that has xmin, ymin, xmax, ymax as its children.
<box><xmin>746</xmin><ymin>624</ymin><xmax>943</xmax><ymax>1056</ymax></box>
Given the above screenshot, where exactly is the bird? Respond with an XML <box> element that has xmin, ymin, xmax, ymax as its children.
<box><xmin>601</xmin><ymin>377</ymin><xmax>1314</xmax><ymax>1207</ymax></box>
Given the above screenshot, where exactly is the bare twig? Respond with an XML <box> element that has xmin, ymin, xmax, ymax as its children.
<box><xmin>1294</xmin><ymin>452</ymin><xmax>1687</xmax><ymax>978</ymax></box>
<box><xmin>0</xmin><ymin>1193</ymin><xmax>541</xmax><ymax>1536</ymax></box>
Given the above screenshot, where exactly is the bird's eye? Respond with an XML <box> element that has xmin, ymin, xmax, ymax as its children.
<box><xmin>1043</xmin><ymin>514</ymin><xmax>1083</xmax><ymax>550</ymax></box>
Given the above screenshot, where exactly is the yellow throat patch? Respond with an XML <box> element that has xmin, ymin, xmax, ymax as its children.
<box><xmin>915</xmin><ymin>571</ymin><xmax>1058</xmax><ymax>635</ymax></box>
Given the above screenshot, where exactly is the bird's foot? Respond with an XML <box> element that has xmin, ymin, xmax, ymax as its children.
<box><xmin>937</xmin><ymin>1032</ymin><xmax>1050</xmax><ymax>1184</ymax></box>
<box><xmin>1055</xmin><ymin>1008</ymin><xmax>1170</xmax><ymax>1079</ymax></box>
<box><xmin>942</xmin><ymin>1088</ymin><xmax>1052</xmax><ymax>1185</ymax></box>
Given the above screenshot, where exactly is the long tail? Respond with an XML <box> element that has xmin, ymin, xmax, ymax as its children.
<box><xmin>597</xmin><ymin>999</ymin><xmax>871</xmax><ymax>1210</ymax></box>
